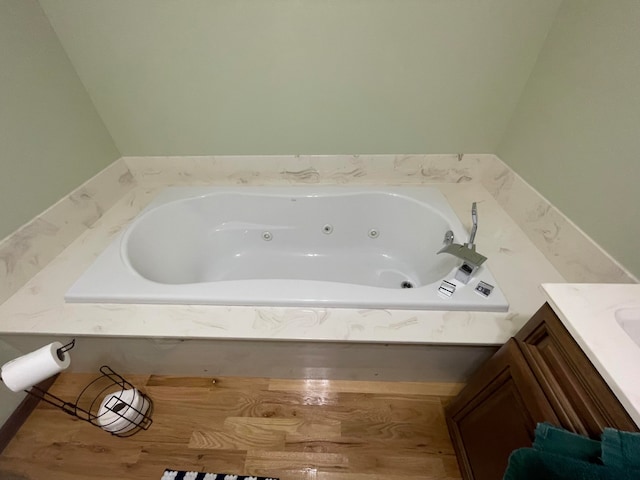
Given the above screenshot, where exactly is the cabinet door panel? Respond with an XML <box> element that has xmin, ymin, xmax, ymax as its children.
<box><xmin>516</xmin><ymin>303</ymin><xmax>637</xmax><ymax>436</ymax></box>
<box><xmin>446</xmin><ymin>339</ymin><xmax>558</xmax><ymax>480</ymax></box>
<box><xmin>447</xmin><ymin>303</ymin><xmax>638</xmax><ymax>480</ymax></box>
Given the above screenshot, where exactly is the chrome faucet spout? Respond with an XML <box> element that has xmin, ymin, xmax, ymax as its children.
<box><xmin>437</xmin><ymin>201</ymin><xmax>487</xmax><ymax>284</ymax></box>
<box><xmin>437</xmin><ymin>243</ymin><xmax>487</xmax><ymax>268</ymax></box>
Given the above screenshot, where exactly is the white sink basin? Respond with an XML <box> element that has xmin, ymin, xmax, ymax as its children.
<box><xmin>615</xmin><ymin>307</ymin><xmax>640</xmax><ymax>348</ymax></box>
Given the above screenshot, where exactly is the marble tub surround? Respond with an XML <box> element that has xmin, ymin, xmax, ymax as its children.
<box><xmin>542</xmin><ymin>283</ymin><xmax>640</xmax><ymax>427</ymax></box>
<box><xmin>481</xmin><ymin>159</ymin><xmax>636</xmax><ymax>284</ymax></box>
<box><xmin>0</xmin><ymin>153</ymin><xmax>633</xmax><ymax>346</ymax></box>
<box><xmin>0</xmin><ymin>159</ymin><xmax>135</xmax><ymax>305</ymax></box>
<box><xmin>0</xmin><ymin>179</ymin><xmax>564</xmax><ymax>346</ymax></box>
<box><xmin>0</xmin><ymin>153</ymin><xmax>632</xmax><ymax>312</ymax></box>
<box><xmin>123</xmin><ymin>153</ymin><xmax>486</xmax><ymax>186</ymax></box>
<box><xmin>122</xmin><ymin>154</ymin><xmax>637</xmax><ymax>284</ymax></box>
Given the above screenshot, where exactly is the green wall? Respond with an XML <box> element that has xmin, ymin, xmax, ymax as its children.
<box><xmin>498</xmin><ymin>0</ymin><xmax>640</xmax><ymax>278</ymax></box>
<box><xmin>0</xmin><ymin>0</ymin><xmax>120</xmax><ymax>240</ymax></box>
<box><xmin>39</xmin><ymin>0</ymin><xmax>561</xmax><ymax>155</ymax></box>
<box><xmin>0</xmin><ymin>340</ymin><xmax>27</xmax><ymax>428</ymax></box>
<box><xmin>4</xmin><ymin>0</ymin><xmax>637</xmax><ymax>278</ymax></box>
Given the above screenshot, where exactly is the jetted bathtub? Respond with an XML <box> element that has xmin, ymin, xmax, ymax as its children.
<box><xmin>66</xmin><ymin>186</ymin><xmax>509</xmax><ymax>311</ymax></box>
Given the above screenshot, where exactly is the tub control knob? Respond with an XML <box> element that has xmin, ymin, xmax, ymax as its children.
<box><xmin>438</xmin><ymin>280</ymin><xmax>456</xmax><ymax>297</ymax></box>
<box><xmin>475</xmin><ymin>281</ymin><xmax>494</xmax><ymax>297</ymax></box>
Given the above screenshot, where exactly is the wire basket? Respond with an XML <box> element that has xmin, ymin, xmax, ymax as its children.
<box><xmin>75</xmin><ymin>366</ymin><xmax>153</xmax><ymax>436</ymax></box>
<box><xmin>29</xmin><ymin>365</ymin><xmax>153</xmax><ymax>437</ymax></box>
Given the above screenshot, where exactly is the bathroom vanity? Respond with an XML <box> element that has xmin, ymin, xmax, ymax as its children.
<box><xmin>446</xmin><ymin>283</ymin><xmax>640</xmax><ymax>480</ymax></box>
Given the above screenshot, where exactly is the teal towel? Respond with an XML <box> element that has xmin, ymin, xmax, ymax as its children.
<box><xmin>533</xmin><ymin>422</ymin><xmax>602</xmax><ymax>464</ymax></box>
<box><xmin>504</xmin><ymin>448</ymin><xmax>638</xmax><ymax>480</ymax></box>
<box><xmin>601</xmin><ymin>427</ymin><xmax>640</xmax><ymax>470</ymax></box>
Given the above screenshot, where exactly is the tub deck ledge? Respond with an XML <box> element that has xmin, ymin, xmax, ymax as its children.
<box><xmin>0</xmin><ymin>183</ymin><xmax>564</xmax><ymax>346</ymax></box>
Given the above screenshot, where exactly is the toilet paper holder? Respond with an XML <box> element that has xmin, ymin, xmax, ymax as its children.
<box><xmin>55</xmin><ymin>339</ymin><xmax>75</xmax><ymax>360</ymax></box>
<box><xmin>2</xmin><ymin>339</ymin><xmax>153</xmax><ymax>437</ymax></box>
<box><xmin>27</xmin><ymin>364</ymin><xmax>153</xmax><ymax>437</ymax></box>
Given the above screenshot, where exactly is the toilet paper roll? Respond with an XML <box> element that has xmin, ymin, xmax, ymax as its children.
<box><xmin>0</xmin><ymin>342</ymin><xmax>71</xmax><ymax>392</ymax></box>
<box><xmin>97</xmin><ymin>388</ymin><xmax>149</xmax><ymax>434</ymax></box>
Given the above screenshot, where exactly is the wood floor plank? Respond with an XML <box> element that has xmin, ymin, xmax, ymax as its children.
<box><xmin>317</xmin><ymin>473</ymin><xmax>454</xmax><ymax>480</ymax></box>
<box><xmin>225</xmin><ymin>416</ymin><xmax>342</xmax><ymax>437</ymax></box>
<box><xmin>284</xmin><ymin>434</ymin><xmax>455</xmax><ymax>456</ymax></box>
<box><xmin>341</xmin><ymin>417</ymin><xmax>449</xmax><ymax>441</ymax></box>
<box><xmin>1</xmin><ymin>374</ymin><xmax>463</xmax><ymax>480</ymax></box>
<box><xmin>147</xmin><ymin>375</ymin><xmax>270</xmax><ymax>391</ymax></box>
<box><xmin>0</xmin><ymin>461</ymin><xmax>131</xmax><ymax>480</ymax></box>
<box><xmin>134</xmin><ymin>413</ymin><xmax>210</xmax><ymax>444</ymax></box>
<box><xmin>0</xmin><ymin>440</ymin><xmax>142</xmax><ymax>479</ymax></box>
<box><xmin>346</xmin><ymin>453</ymin><xmax>448</xmax><ymax>477</ymax></box>
<box><xmin>245</xmin><ymin>450</ymin><xmax>350</xmax><ymax>473</ymax></box>
<box><xmin>335</xmin><ymin>393</ymin><xmax>447</xmax><ymax>423</ymax></box>
<box><xmin>269</xmin><ymin>379</ymin><xmax>465</xmax><ymax>396</ymax></box>
<box><xmin>143</xmin><ymin>386</ymin><xmax>213</xmax><ymax>415</ymax></box>
<box><xmin>146</xmin><ymin>376</ymin><xmax>219</xmax><ymax>388</ymax></box>
<box><xmin>1</xmin><ymin>409</ymin><xmax>85</xmax><ymax>447</ymax></box>
<box><xmin>441</xmin><ymin>454</ymin><xmax>464</xmax><ymax>479</ymax></box>
<box><xmin>191</xmin><ymin>389</ymin><xmax>344</xmax><ymax>418</ymax></box>
<box><xmin>189</xmin><ymin>427</ymin><xmax>286</xmax><ymax>450</ymax></box>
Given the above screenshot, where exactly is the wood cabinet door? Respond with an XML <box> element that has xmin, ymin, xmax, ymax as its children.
<box><xmin>446</xmin><ymin>339</ymin><xmax>559</xmax><ymax>480</ymax></box>
<box><xmin>516</xmin><ymin>303</ymin><xmax>638</xmax><ymax>436</ymax></box>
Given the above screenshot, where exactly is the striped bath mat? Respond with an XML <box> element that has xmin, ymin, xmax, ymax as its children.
<box><xmin>162</xmin><ymin>471</ymin><xmax>278</xmax><ymax>480</ymax></box>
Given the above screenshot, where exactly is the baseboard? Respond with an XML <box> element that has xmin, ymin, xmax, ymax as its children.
<box><xmin>0</xmin><ymin>375</ymin><xmax>58</xmax><ymax>454</ymax></box>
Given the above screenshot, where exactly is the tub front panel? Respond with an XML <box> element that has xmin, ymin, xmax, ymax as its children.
<box><xmin>66</xmin><ymin>187</ymin><xmax>509</xmax><ymax>311</ymax></box>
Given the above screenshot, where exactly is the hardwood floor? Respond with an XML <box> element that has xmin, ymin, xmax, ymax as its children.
<box><xmin>0</xmin><ymin>373</ymin><xmax>464</xmax><ymax>480</ymax></box>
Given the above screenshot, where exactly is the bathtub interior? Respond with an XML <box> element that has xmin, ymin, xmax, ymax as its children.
<box><xmin>66</xmin><ymin>186</ymin><xmax>510</xmax><ymax>311</ymax></box>
<box><xmin>124</xmin><ymin>192</ymin><xmax>458</xmax><ymax>289</ymax></box>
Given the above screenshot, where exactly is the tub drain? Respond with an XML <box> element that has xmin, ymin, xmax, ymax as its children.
<box><xmin>401</xmin><ymin>281</ymin><xmax>414</xmax><ymax>289</ymax></box>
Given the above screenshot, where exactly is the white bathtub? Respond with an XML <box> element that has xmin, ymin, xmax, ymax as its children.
<box><xmin>66</xmin><ymin>186</ymin><xmax>508</xmax><ymax>311</ymax></box>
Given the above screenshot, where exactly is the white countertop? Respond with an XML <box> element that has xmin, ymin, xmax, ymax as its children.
<box><xmin>542</xmin><ymin>283</ymin><xmax>640</xmax><ymax>428</ymax></box>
